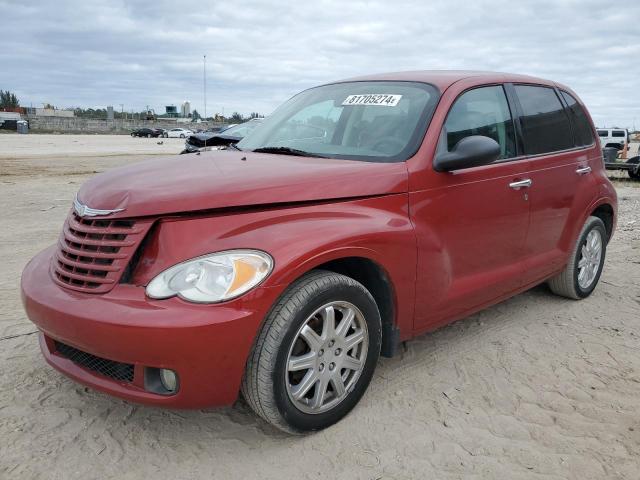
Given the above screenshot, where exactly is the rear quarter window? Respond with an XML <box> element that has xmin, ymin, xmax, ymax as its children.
<box><xmin>514</xmin><ymin>85</ymin><xmax>573</xmax><ymax>155</ymax></box>
<box><xmin>612</xmin><ymin>130</ymin><xmax>626</xmax><ymax>137</ymax></box>
<box><xmin>560</xmin><ymin>91</ymin><xmax>595</xmax><ymax>147</ymax></box>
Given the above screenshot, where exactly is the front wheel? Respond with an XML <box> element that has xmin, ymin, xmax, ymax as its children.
<box><xmin>180</xmin><ymin>134</ymin><xmax>185</xmax><ymax>138</ymax></box>
<box><xmin>242</xmin><ymin>270</ymin><xmax>381</xmax><ymax>433</ymax></box>
<box><xmin>548</xmin><ymin>216</ymin><xmax>607</xmax><ymax>299</ymax></box>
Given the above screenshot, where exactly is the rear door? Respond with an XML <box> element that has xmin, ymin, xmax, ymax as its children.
<box><xmin>510</xmin><ymin>84</ymin><xmax>598</xmax><ymax>284</ymax></box>
<box><xmin>412</xmin><ymin>85</ymin><xmax>532</xmax><ymax>331</ymax></box>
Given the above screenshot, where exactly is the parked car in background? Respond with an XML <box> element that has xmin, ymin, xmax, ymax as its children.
<box><xmin>21</xmin><ymin>71</ymin><xmax>616</xmax><ymax>434</ymax></box>
<box><xmin>154</xmin><ymin>128</ymin><xmax>167</xmax><ymax>138</ymax></box>
<box><xmin>131</xmin><ymin>127</ymin><xmax>160</xmax><ymax>138</ymax></box>
<box><xmin>182</xmin><ymin>119</ymin><xmax>264</xmax><ymax>154</ymax></box>
<box><xmin>166</xmin><ymin>128</ymin><xmax>193</xmax><ymax>138</ymax></box>
<box><xmin>597</xmin><ymin>128</ymin><xmax>630</xmax><ymax>150</ymax></box>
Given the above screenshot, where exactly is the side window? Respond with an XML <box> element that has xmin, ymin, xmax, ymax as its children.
<box><xmin>597</xmin><ymin>130</ymin><xmax>608</xmax><ymax>137</ymax></box>
<box><xmin>514</xmin><ymin>85</ymin><xmax>573</xmax><ymax>154</ymax></box>
<box><xmin>560</xmin><ymin>90</ymin><xmax>595</xmax><ymax>147</ymax></box>
<box><xmin>440</xmin><ymin>86</ymin><xmax>516</xmax><ymax>160</ymax></box>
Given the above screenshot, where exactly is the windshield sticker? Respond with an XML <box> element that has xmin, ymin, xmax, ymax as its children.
<box><xmin>342</xmin><ymin>94</ymin><xmax>402</xmax><ymax>107</ymax></box>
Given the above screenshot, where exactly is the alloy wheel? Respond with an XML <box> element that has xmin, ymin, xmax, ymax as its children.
<box><xmin>285</xmin><ymin>301</ymin><xmax>368</xmax><ymax>414</ymax></box>
<box><xmin>578</xmin><ymin>229</ymin><xmax>602</xmax><ymax>289</ymax></box>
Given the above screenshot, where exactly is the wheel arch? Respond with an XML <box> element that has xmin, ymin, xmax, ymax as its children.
<box><xmin>312</xmin><ymin>256</ymin><xmax>399</xmax><ymax>358</ymax></box>
<box><xmin>590</xmin><ymin>203</ymin><xmax>615</xmax><ymax>242</ymax></box>
<box><xmin>268</xmin><ymin>250</ymin><xmax>403</xmax><ymax>358</ymax></box>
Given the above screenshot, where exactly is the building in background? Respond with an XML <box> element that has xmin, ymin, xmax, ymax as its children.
<box><xmin>181</xmin><ymin>101</ymin><xmax>191</xmax><ymax>118</ymax></box>
<box><xmin>24</xmin><ymin>107</ymin><xmax>75</xmax><ymax>117</ymax></box>
<box><xmin>165</xmin><ymin>105</ymin><xmax>178</xmax><ymax>118</ymax></box>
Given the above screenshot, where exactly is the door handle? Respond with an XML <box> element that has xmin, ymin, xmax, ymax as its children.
<box><xmin>576</xmin><ymin>166</ymin><xmax>592</xmax><ymax>175</ymax></box>
<box><xmin>509</xmin><ymin>179</ymin><xmax>532</xmax><ymax>190</ymax></box>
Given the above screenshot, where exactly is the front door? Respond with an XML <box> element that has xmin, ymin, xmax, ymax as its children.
<box><xmin>411</xmin><ymin>85</ymin><xmax>531</xmax><ymax>331</ymax></box>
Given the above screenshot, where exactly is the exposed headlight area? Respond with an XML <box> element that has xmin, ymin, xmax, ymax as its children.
<box><xmin>146</xmin><ymin>250</ymin><xmax>273</xmax><ymax>303</ymax></box>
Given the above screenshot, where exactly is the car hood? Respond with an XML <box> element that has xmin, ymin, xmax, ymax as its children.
<box><xmin>76</xmin><ymin>150</ymin><xmax>409</xmax><ymax>218</ymax></box>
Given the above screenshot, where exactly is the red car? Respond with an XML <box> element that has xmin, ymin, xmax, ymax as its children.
<box><xmin>21</xmin><ymin>71</ymin><xmax>617</xmax><ymax>433</ymax></box>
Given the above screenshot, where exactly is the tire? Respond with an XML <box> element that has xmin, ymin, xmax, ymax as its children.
<box><xmin>627</xmin><ymin>157</ymin><xmax>640</xmax><ymax>180</ymax></box>
<box><xmin>242</xmin><ymin>270</ymin><xmax>381</xmax><ymax>434</ymax></box>
<box><xmin>548</xmin><ymin>216</ymin><xmax>607</xmax><ymax>299</ymax></box>
<box><xmin>146</xmin><ymin>133</ymin><xmax>151</xmax><ymax>138</ymax></box>
<box><xmin>164</xmin><ymin>133</ymin><xmax>168</xmax><ymax>138</ymax></box>
<box><xmin>131</xmin><ymin>133</ymin><xmax>135</xmax><ymax>137</ymax></box>
<box><xmin>180</xmin><ymin>134</ymin><xmax>185</xmax><ymax>138</ymax></box>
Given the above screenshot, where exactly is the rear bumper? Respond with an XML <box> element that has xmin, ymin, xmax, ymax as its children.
<box><xmin>21</xmin><ymin>246</ymin><xmax>281</xmax><ymax>408</ymax></box>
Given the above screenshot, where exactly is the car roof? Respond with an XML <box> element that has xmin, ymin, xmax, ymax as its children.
<box><xmin>334</xmin><ymin>70</ymin><xmax>562</xmax><ymax>91</ymax></box>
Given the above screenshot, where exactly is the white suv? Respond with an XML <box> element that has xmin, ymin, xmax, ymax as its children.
<box><xmin>597</xmin><ymin>128</ymin><xmax>629</xmax><ymax>150</ymax></box>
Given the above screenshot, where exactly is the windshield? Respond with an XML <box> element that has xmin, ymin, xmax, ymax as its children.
<box><xmin>222</xmin><ymin>120</ymin><xmax>262</xmax><ymax>138</ymax></box>
<box><xmin>237</xmin><ymin>81</ymin><xmax>439</xmax><ymax>162</ymax></box>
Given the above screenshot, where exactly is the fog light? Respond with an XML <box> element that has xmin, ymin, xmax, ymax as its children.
<box><xmin>159</xmin><ymin>369</ymin><xmax>177</xmax><ymax>392</ymax></box>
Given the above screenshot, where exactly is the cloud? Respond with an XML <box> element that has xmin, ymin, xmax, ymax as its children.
<box><xmin>1</xmin><ymin>0</ymin><xmax>639</xmax><ymax>127</ymax></box>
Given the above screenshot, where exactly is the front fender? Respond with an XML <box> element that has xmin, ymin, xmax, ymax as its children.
<box><xmin>131</xmin><ymin>194</ymin><xmax>417</xmax><ymax>336</ymax></box>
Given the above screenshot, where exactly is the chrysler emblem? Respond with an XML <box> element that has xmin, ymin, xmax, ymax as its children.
<box><xmin>73</xmin><ymin>196</ymin><xmax>124</xmax><ymax>218</ymax></box>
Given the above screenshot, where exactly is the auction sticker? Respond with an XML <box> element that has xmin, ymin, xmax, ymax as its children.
<box><xmin>342</xmin><ymin>94</ymin><xmax>402</xmax><ymax>107</ymax></box>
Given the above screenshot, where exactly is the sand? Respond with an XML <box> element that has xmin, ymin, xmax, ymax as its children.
<box><xmin>1</xmin><ymin>135</ymin><xmax>639</xmax><ymax>479</ymax></box>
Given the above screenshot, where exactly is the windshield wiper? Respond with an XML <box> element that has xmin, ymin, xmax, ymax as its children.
<box><xmin>252</xmin><ymin>146</ymin><xmax>327</xmax><ymax>158</ymax></box>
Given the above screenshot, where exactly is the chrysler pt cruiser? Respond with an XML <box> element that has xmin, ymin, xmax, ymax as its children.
<box><xmin>21</xmin><ymin>71</ymin><xmax>617</xmax><ymax>433</ymax></box>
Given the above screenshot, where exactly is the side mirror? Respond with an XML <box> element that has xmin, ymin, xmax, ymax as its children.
<box><xmin>433</xmin><ymin>135</ymin><xmax>501</xmax><ymax>172</ymax></box>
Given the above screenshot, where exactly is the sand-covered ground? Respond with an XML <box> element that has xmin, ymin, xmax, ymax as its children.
<box><xmin>1</xmin><ymin>135</ymin><xmax>639</xmax><ymax>479</ymax></box>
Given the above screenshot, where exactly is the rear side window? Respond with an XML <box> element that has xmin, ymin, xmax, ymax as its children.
<box><xmin>559</xmin><ymin>90</ymin><xmax>595</xmax><ymax>146</ymax></box>
<box><xmin>440</xmin><ymin>85</ymin><xmax>516</xmax><ymax>160</ymax></box>
<box><xmin>514</xmin><ymin>85</ymin><xmax>573</xmax><ymax>155</ymax></box>
<box><xmin>597</xmin><ymin>130</ymin><xmax>608</xmax><ymax>137</ymax></box>
<box><xmin>612</xmin><ymin>130</ymin><xmax>625</xmax><ymax>137</ymax></box>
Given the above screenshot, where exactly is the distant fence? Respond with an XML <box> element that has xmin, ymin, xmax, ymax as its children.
<box><xmin>25</xmin><ymin>117</ymin><xmax>226</xmax><ymax>134</ymax></box>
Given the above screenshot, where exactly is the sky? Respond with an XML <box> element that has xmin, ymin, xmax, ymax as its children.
<box><xmin>1</xmin><ymin>0</ymin><xmax>639</xmax><ymax>128</ymax></box>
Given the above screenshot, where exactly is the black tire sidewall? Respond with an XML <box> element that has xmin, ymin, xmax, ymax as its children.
<box><xmin>272</xmin><ymin>281</ymin><xmax>381</xmax><ymax>432</ymax></box>
<box><xmin>572</xmin><ymin>218</ymin><xmax>606</xmax><ymax>298</ymax></box>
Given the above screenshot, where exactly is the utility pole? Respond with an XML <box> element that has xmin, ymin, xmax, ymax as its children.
<box><xmin>203</xmin><ymin>55</ymin><xmax>207</xmax><ymax>121</ymax></box>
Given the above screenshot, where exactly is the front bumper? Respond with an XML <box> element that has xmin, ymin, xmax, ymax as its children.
<box><xmin>21</xmin><ymin>246</ymin><xmax>281</xmax><ymax>408</ymax></box>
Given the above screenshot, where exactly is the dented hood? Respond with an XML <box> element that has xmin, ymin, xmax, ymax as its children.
<box><xmin>76</xmin><ymin>150</ymin><xmax>409</xmax><ymax>218</ymax></box>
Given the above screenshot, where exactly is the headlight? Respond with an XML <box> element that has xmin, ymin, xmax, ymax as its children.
<box><xmin>146</xmin><ymin>250</ymin><xmax>273</xmax><ymax>303</ymax></box>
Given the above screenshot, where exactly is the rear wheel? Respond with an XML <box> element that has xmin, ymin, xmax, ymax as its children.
<box><xmin>146</xmin><ymin>133</ymin><xmax>151</xmax><ymax>138</ymax></box>
<box><xmin>627</xmin><ymin>157</ymin><xmax>639</xmax><ymax>179</ymax></box>
<box><xmin>242</xmin><ymin>270</ymin><xmax>381</xmax><ymax>433</ymax></box>
<box><xmin>548</xmin><ymin>216</ymin><xmax>606</xmax><ymax>299</ymax></box>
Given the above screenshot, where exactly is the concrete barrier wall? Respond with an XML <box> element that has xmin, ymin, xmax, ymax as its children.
<box><xmin>25</xmin><ymin>117</ymin><xmax>226</xmax><ymax>134</ymax></box>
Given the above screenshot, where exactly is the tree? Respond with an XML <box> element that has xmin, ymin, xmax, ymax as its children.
<box><xmin>0</xmin><ymin>90</ymin><xmax>20</xmax><ymax>108</ymax></box>
<box><xmin>229</xmin><ymin>112</ymin><xmax>244</xmax><ymax>123</ymax></box>
<box><xmin>192</xmin><ymin>109</ymin><xmax>201</xmax><ymax>120</ymax></box>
